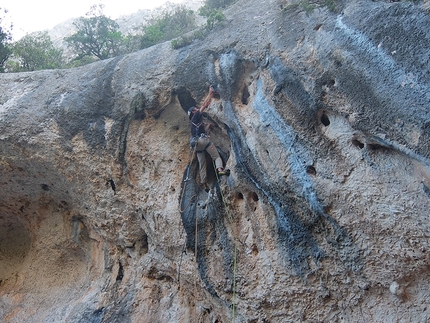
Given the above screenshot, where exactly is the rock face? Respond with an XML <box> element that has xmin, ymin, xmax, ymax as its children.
<box><xmin>1</xmin><ymin>0</ymin><xmax>430</xmax><ymax>322</ymax></box>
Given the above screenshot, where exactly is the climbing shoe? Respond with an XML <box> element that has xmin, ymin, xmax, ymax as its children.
<box><xmin>217</xmin><ymin>169</ymin><xmax>230</xmax><ymax>177</ymax></box>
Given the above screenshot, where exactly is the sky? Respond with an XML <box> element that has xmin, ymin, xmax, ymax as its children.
<box><xmin>2</xmin><ymin>0</ymin><xmax>185</xmax><ymax>40</ymax></box>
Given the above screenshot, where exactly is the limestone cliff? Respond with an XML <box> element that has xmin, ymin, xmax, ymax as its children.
<box><xmin>1</xmin><ymin>0</ymin><xmax>430</xmax><ymax>322</ymax></box>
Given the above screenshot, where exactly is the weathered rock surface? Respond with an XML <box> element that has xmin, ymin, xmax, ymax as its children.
<box><xmin>1</xmin><ymin>0</ymin><xmax>430</xmax><ymax>322</ymax></box>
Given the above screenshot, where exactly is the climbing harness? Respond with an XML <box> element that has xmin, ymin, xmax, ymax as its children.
<box><xmin>196</xmin><ymin>141</ymin><xmax>212</xmax><ymax>154</ymax></box>
<box><xmin>192</xmin><ymin>120</ymin><xmax>203</xmax><ymax>133</ymax></box>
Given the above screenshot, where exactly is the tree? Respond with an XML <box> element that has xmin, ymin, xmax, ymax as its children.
<box><xmin>8</xmin><ymin>31</ymin><xmax>63</xmax><ymax>72</ymax></box>
<box><xmin>198</xmin><ymin>7</ymin><xmax>225</xmax><ymax>31</ymax></box>
<box><xmin>0</xmin><ymin>7</ymin><xmax>13</xmax><ymax>72</ymax></box>
<box><xmin>65</xmin><ymin>4</ymin><xmax>124</xmax><ymax>61</ymax></box>
<box><xmin>141</xmin><ymin>5</ymin><xmax>196</xmax><ymax>49</ymax></box>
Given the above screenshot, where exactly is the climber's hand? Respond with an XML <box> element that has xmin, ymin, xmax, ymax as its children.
<box><xmin>209</xmin><ymin>85</ymin><xmax>215</xmax><ymax>95</ymax></box>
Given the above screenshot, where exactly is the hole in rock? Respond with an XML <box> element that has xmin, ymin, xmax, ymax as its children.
<box><xmin>321</xmin><ymin>113</ymin><xmax>330</xmax><ymax>126</ymax></box>
<box><xmin>41</xmin><ymin>183</ymin><xmax>50</xmax><ymax>191</ymax></box>
<box><xmin>352</xmin><ymin>139</ymin><xmax>365</xmax><ymax>149</ymax></box>
<box><xmin>236</xmin><ymin>192</ymin><xmax>244</xmax><ymax>200</ymax></box>
<box><xmin>106</xmin><ymin>179</ymin><xmax>116</xmax><ymax>194</ymax></box>
<box><xmin>250</xmin><ymin>192</ymin><xmax>259</xmax><ymax>202</ymax></box>
<box><xmin>0</xmin><ymin>215</ymin><xmax>31</xmax><ymax>286</ymax></box>
<box><xmin>324</xmin><ymin>204</ymin><xmax>332</xmax><ymax>214</ymax></box>
<box><xmin>116</xmin><ymin>262</ymin><xmax>124</xmax><ymax>281</ymax></box>
<box><xmin>175</xmin><ymin>87</ymin><xmax>197</xmax><ymax>113</ymax></box>
<box><xmin>241</xmin><ymin>86</ymin><xmax>250</xmax><ymax>105</ymax></box>
<box><xmin>306</xmin><ymin>166</ymin><xmax>316</xmax><ymax>176</ymax></box>
<box><xmin>327</xmin><ymin>79</ymin><xmax>335</xmax><ymax>86</ymax></box>
<box><xmin>141</xmin><ymin>233</ymin><xmax>149</xmax><ymax>254</ymax></box>
<box><xmin>314</xmin><ymin>23</ymin><xmax>323</xmax><ymax>31</ymax></box>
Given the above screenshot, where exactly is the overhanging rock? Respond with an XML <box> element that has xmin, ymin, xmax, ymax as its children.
<box><xmin>1</xmin><ymin>0</ymin><xmax>430</xmax><ymax>322</ymax></box>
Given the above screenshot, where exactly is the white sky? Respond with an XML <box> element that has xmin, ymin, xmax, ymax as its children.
<box><xmin>2</xmin><ymin>0</ymin><xmax>184</xmax><ymax>40</ymax></box>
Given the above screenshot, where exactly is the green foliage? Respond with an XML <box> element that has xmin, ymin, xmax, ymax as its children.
<box><xmin>170</xmin><ymin>0</ymin><xmax>230</xmax><ymax>49</ymax></box>
<box><xmin>0</xmin><ymin>7</ymin><xmax>13</xmax><ymax>72</ymax></box>
<box><xmin>323</xmin><ymin>0</ymin><xmax>337</xmax><ymax>11</ymax></box>
<box><xmin>198</xmin><ymin>7</ymin><xmax>226</xmax><ymax>30</ymax></box>
<box><xmin>171</xmin><ymin>28</ymin><xmax>209</xmax><ymax>49</ymax></box>
<box><xmin>201</xmin><ymin>0</ymin><xmax>236</xmax><ymax>10</ymax></box>
<box><xmin>65</xmin><ymin>4</ymin><xmax>125</xmax><ymax>61</ymax></box>
<box><xmin>140</xmin><ymin>5</ymin><xmax>196</xmax><ymax>49</ymax></box>
<box><xmin>284</xmin><ymin>0</ymin><xmax>345</xmax><ymax>14</ymax></box>
<box><xmin>300</xmin><ymin>1</ymin><xmax>315</xmax><ymax>14</ymax></box>
<box><xmin>1</xmin><ymin>0</ymin><xmax>237</xmax><ymax>70</ymax></box>
<box><xmin>141</xmin><ymin>23</ymin><xmax>165</xmax><ymax>48</ymax></box>
<box><xmin>119</xmin><ymin>34</ymin><xmax>141</xmax><ymax>55</ymax></box>
<box><xmin>64</xmin><ymin>55</ymin><xmax>99</xmax><ymax>69</ymax></box>
<box><xmin>7</xmin><ymin>31</ymin><xmax>63</xmax><ymax>72</ymax></box>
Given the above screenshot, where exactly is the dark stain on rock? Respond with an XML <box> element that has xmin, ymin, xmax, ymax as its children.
<box><xmin>116</xmin><ymin>262</ymin><xmax>124</xmax><ymax>281</ymax></box>
<box><xmin>54</xmin><ymin>57</ymin><xmax>122</xmax><ymax>152</ymax></box>
<box><xmin>118</xmin><ymin>91</ymin><xmax>146</xmax><ymax>168</ymax></box>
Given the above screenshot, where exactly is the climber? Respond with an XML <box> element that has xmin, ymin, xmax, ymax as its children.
<box><xmin>188</xmin><ymin>85</ymin><xmax>229</xmax><ymax>191</ymax></box>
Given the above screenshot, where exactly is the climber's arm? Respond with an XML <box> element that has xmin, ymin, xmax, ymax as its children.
<box><xmin>199</xmin><ymin>86</ymin><xmax>215</xmax><ymax>113</ymax></box>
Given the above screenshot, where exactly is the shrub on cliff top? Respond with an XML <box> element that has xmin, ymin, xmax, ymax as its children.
<box><xmin>140</xmin><ymin>5</ymin><xmax>196</xmax><ymax>49</ymax></box>
<box><xmin>0</xmin><ymin>7</ymin><xmax>12</xmax><ymax>72</ymax></box>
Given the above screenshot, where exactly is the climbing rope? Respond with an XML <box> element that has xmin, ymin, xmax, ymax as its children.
<box><xmin>177</xmin><ymin>141</ymin><xmax>238</xmax><ymax>322</ymax></box>
<box><xmin>179</xmin><ymin>143</ymin><xmax>198</xmax><ymax>213</ymax></box>
<box><xmin>214</xmin><ymin>162</ymin><xmax>238</xmax><ymax>323</ymax></box>
<box><xmin>177</xmin><ymin>144</ymin><xmax>197</xmax><ymax>291</ymax></box>
<box><xmin>176</xmin><ymin>239</ymin><xmax>187</xmax><ymax>291</ymax></box>
<box><xmin>194</xmin><ymin>200</ymin><xmax>199</xmax><ymax>323</ymax></box>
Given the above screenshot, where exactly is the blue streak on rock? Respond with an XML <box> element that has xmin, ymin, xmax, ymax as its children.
<box><xmin>224</xmin><ymin>97</ymin><xmax>324</xmax><ymax>277</ymax></box>
<box><xmin>253</xmin><ymin>79</ymin><xmax>324</xmax><ymax>216</ymax></box>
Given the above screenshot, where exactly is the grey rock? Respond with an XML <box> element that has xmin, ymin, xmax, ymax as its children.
<box><xmin>1</xmin><ymin>0</ymin><xmax>430</xmax><ymax>322</ymax></box>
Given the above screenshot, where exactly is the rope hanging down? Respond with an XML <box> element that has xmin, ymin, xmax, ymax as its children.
<box><xmin>178</xmin><ymin>144</ymin><xmax>201</xmax><ymax>322</ymax></box>
<box><xmin>177</xmin><ymin>143</ymin><xmax>238</xmax><ymax>323</ymax></box>
<box><xmin>213</xmin><ymin>161</ymin><xmax>238</xmax><ymax>323</ymax></box>
<box><xmin>194</xmin><ymin>199</ymin><xmax>199</xmax><ymax>323</ymax></box>
<box><xmin>177</xmin><ymin>144</ymin><xmax>197</xmax><ymax>291</ymax></box>
<box><xmin>179</xmin><ymin>144</ymin><xmax>198</xmax><ymax>213</ymax></box>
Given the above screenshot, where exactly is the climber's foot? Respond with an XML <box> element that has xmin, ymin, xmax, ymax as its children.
<box><xmin>217</xmin><ymin>169</ymin><xmax>230</xmax><ymax>177</ymax></box>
